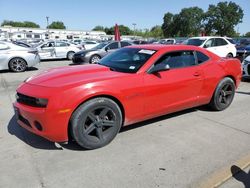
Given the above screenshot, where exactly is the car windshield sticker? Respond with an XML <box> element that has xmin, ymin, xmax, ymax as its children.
<box><xmin>138</xmin><ymin>49</ymin><xmax>155</xmax><ymax>55</ymax></box>
<box><xmin>129</xmin><ymin>66</ymin><xmax>136</xmax><ymax>70</ymax></box>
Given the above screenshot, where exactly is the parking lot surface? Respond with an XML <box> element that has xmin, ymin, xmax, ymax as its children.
<box><xmin>0</xmin><ymin>60</ymin><xmax>250</xmax><ymax>188</ymax></box>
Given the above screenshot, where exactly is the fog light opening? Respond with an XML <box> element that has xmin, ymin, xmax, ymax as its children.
<box><xmin>34</xmin><ymin>121</ymin><xmax>43</xmax><ymax>131</ymax></box>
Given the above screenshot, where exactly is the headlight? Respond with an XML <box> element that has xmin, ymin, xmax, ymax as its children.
<box><xmin>16</xmin><ymin>93</ymin><xmax>48</xmax><ymax>108</ymax></box>
<box><xmin>36</xmin><ymin>98</ymin><xmax>48</xmax><ymax>107</ymax></box>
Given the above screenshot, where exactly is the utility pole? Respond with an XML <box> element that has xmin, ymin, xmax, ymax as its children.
<box><xmin>46</xmin><ymin>16</ymin><xmax>49</xmax><ymax>39</ymax></box>
<box><xmin>132</xmin><ymin>23</ymin><xmax>136</xmax><ymax>39</ymax></box>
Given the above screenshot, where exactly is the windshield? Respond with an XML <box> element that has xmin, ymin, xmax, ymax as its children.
<box><xmin>184</xmin><ymin>39</ymin><xmax>206</xmax><ymax>46</ymax></box>
<box><xmin>91</xmin><ymin>42</ymin><xmax>109</xmax><ymax>50</ymax></box>
<box><xmin>99</xmin><ymin>48</ymin><xmax>156</xmax><ymax>73</ymax></box>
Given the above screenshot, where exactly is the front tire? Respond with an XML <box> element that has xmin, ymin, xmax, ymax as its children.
<box><xmin>9</xmin><ymin>58</ymin><xmax>27</xmax><ymax>72</ymax></box>
<box><xmin>209</xmin><ymin>77</ymin><xmax>235</xmax><ymax>111</ymax></box>
<box><xmin>89</xmin><ymin>55</ymin><xmax>101</xmax><ymax>64</ymax></box>
<box><xmin>70</xmin><ymin>97</ymin><xmax>122</xmax><ymax>149</ymax></box>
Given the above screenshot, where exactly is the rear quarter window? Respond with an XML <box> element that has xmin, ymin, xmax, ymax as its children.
<box><xmin>196</xmin><ymin>51</ymin><xmax>209</xmax><ymax>64</ymax></box>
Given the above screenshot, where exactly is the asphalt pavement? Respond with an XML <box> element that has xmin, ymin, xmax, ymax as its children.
<box><xmin>0</xmin><ymin>60</ymin><xmax>250</xmax><ymax>188</ymax></box>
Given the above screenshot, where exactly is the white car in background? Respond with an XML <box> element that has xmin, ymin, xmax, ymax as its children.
<box><xmin>0</xmin><ymin>41</ymin><xmax>40</xmax><ymax>72</ymax></box>
<box><xmin>35</xmin><ymin>40</ymin><xmax>81</xmax><ymax>60</ymax></box>
<box><xmin>242</xmin><ymin>55</ymin><xmax>250</xmax><ymax>79</ymax></box>
<box><xmin>184</xmin><ymin>36</ymin><xmax>236</xmax><ymax>57</ymax></box>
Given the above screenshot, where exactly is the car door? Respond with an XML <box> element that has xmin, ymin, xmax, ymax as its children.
<box><xmin>213</xmin><ymin>38</ymin><xmax>230</xmax><ymax>57</ymax></box>
<box><xmin>203</xmin><ymin>38</ymin><xmax>229</xmax><ymax>57</ymax></box>
<box><xmin>143</xmin><ymin>50</ymin><xmax>204</xmax><ymax>116</ymax></box>
<box><xmin>38</xmin><ymin>42</ymin><xmax>56</xmax><ymax>59</ymax></box>
<box><xmin>55</xmin><ymin>41</ymin><xmax>69</xmax><ymax>58</ymax></box>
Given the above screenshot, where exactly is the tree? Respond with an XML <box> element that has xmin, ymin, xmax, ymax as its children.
<box><xmin>1</xmin><ymin>20</ymin><xmax>40</xmax><ymax>28</ymax></box>
<box><xmin>92</xmin><ymin>25</ymin><xmax>105</xmax><ymax>31</ymax></box>
<box><xmin>150</xmin><ymin>25</ymin><xmax>163</xmax><ymax>38</ymax></box>
<box><xmin>245</xmin><ymin>32</ymin><xmax>250</xmax><ymax>37</ymax></box>
<box><xmin>177</xmin><ymin>7</ymin><xmax>204</xmax><ymax>37</ymax></box>
<box><xmin>204</xmin><ymin>1</ymin><xmax>244</xmax><ymax>36</ymax></box>
<box><xmin>162</xmin><ymin>12</ymin><xmax>175</xmax><ymax>37</ymax></box>
<box><xmin>48</xmin><ymin>21</ymin><xmax>66</xmax><ymax>29</ymax></box>
<box><xmin>162</xmin><ymin>7</ymin><xmax>204</xmax><ymax>37</ymax></box>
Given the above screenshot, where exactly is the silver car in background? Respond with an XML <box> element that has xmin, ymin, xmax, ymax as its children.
<box><xmin>35</xmin><ymin>40</ymin><xmax>81</xmax><ymax>60</ymax></box>
<box><xmin>72</xmin><ymin>41</ymin><xmax>132</xmax><ymax>64</ymax></box>
<box><xmin>0</xmin><ymin>41</ymin><xmax>40</xmax><ymax>72</ymax></box>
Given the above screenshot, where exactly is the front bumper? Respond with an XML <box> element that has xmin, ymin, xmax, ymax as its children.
<box><xmin>72</xmin><ymin>55</ymin><xmax>90</xmax><ymax>64</ymax></box>
<box><xmin>13</xmin><ymin>83</ymin><xmax>72</xmax><ymax>143</ymax></box>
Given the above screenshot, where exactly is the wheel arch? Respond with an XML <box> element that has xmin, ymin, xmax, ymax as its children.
<box><xmin>67</xmin><ymin>94</ymin><xmax>125</xmax><ymax>141</ymax></box>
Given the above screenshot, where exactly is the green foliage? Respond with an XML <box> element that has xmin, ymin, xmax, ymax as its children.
<box><xmin>162</xmin><ymin>1</ymin><xmax>243</xmax><ymax>37</ymax></box>
<box><xmin>48</xmin><ymin>21</ymin><xmax>66</xmax><ymax>29</ymax></box>
<box><xmin>204</xmin><ymin>1</ymin><xmax>244</xmax><ymax>36</ymax></box>
<box><xmin>162</xmin><ymin>7</ymin><xmax>204</xmax><ymax>37</ymax></box>
<box><xmin>92</xmin><ymin>25</ymin><xmax>105</xmax><ymax>31</ymax></box>
<box><xmin>92</xmin><ymin>25</ymin><xmax>132</xmax><ymax>35</ymax></box>
<box><xmin>1</xmin><ymin>20</ymin><xmax>40</xmax><ymax>28</ymax></box>
<box><xmin>245</xmin><ymin>32</ymin><xmax>250</xmax><ymax>37</ymax></box>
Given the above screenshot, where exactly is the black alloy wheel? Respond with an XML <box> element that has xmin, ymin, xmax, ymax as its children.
<box><xmin>71</xmin><ymin>98</ymin><xmax>122</xmax><ymax>149</ymax></box>
<box><xmin>209</xmin><ymin>77</ymin><xmax>235</xmax><ymax>111</ymax></box>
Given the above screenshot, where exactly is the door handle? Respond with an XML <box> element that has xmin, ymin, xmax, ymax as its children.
<box><xmin>193</xmin><ymin>72</ymin><xmax>200</xmax><ymax>77</ymax></box>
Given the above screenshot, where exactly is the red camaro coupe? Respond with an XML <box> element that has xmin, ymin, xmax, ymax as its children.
<box><xmin>14</xmin><ymin>45</ymin><xmax>242</xmax><ymax>149</ymax></box>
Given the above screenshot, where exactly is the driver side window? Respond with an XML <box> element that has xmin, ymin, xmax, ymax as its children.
<box><xmin>204</xmin><ymin>39</ymin><xmax>214</xmax><ymax>48</ymax></box>
<box><xmin>155</xmin><ymin>51</ymin><xmax>196</xmax><ymax>69</ymax></box>
<box><xmin>107</xmin><ymin>42</ymin><xmax>118</xmax><ymax>50</ymax></box>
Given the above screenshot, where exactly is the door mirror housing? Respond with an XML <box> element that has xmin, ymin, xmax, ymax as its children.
<box><xmin>105</xmin><ymin>47</ymin><xmax>110</xmax><ymax>51</ymax></box>
<box><xmin>148</xmin><ymin>64</ymin><xmax>170</xmax><ymax>74</ymax></box>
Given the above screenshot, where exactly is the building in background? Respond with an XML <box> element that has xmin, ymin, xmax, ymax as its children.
<box><xmin>0</xmin><ymin>26</ymin><xmax>107</xmax><ymax>41</ymax></box>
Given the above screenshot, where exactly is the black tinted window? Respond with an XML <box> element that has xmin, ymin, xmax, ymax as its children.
<box><xmin>196</xmin><ymin>51</ymin><xmax>209</xmax><ymax>64</ymax></box>
<box><xmin>99</xmin><ymin>48</ymin><xmax>156</xmax><ymax>73</ymax></box>
<box><xmin>214</xmin><ymin>38</ymin><xmax>228</xmax><ymax>46</ymax></box>
<box><xmin>121</xmin><ymin>42</ymin><xmax>131</xmax><ymax>47</ymax></box>
<box><xmin>184</xmin><ymin>39</ymin><xmax>206</xmax><ymax>46</ymax></box>
<box><xmin>156</xmin><ymin>51</ymin><xmax>196</xmax><ymax>69</ymax></box>
<box><xmin>107</xmin><ymin>42</ymin><xmax>119</xmax><ymax>50</ymax></box>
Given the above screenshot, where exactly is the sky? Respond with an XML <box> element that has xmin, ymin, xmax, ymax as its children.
<box><xmin>0</xmin><ymin>0</ymin><xmax>249</xmax><ymax>34</ymax></box>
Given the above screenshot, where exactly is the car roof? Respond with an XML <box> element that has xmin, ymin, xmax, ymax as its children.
<box><xmin>127</xmin><ymin>44</ymin><xmax>203</xmax><ymax>51</ymax></box>
<box><xmin>188</xmin><ymin>36</ymin><xmax>226</xmax><ymax>39</ymax></box>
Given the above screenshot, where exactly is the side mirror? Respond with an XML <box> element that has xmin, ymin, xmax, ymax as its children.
<box><xmin>105</xmin><ymin>47</ymin><xmax>110</xmax><ymax>51</ymax></box>
<box><xmin>148</xmin><ymin>64</ymin><xmax>170</xmax><ymax>74</ymax></box>
<box><xmin>203</xmin><ymin>44</ymin><xmax>209</xmax><ymax>48</ymax></box>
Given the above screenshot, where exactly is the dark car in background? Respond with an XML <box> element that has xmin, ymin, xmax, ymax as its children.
<box><xmin>236</xmin><ymin>38</ymin><xmax>250</xmax><ymax>61</ymax></box>
<box><xmin>72</xmin><ymin>41</ymin><xmax>132</xmax><ymax>64</ymax></box>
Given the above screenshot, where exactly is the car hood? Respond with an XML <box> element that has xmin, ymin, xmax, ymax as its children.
<box><xmin>25</xmin><ymin>64</ymin><xmax>124</xmax><ymax>88</ymax></box>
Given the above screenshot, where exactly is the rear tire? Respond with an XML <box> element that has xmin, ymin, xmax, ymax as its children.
<box><xmin>9</xmin><ymin>58</ymin><xmax>27</xmax><ymax>72</ymax></box>
<box><xmin>208</xmin><ymin>77</ymin><xmax>235</xmax><ymax>111</ymax></box>
<box><xmin>70</xmin><ymin>97</ymin><xmax>122</xmax><ymax>149</ymax></box>
<box><xmin>226</xmin><ymin>53</ymin><xmax>233</xmax><ymax>58</ymax></box>
<box><xmin>67</xmin><ymin>51</ymin><xmax>75</xmax><ymax>60</ymax></box>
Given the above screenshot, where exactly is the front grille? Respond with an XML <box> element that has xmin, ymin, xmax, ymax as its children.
<box><xmin>19</xmin><ymin>114</ymin><xmax>32</xmax><ymax>128</ymax></box>
<box><xmin>72</xmin><ymin>56</ymin><xmax>84</xmax><ymax>63</ymax></box>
